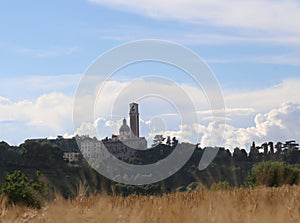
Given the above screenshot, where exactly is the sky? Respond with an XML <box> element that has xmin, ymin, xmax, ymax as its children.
<box><xmin>0</xmin><ymin>0</ymin><xmax>300</xmax><ymax>149</ymax></box>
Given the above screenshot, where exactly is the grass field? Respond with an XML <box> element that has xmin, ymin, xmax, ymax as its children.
<box><xmin>1</xmin><ymin>186</ymin><xmax>300</xmax><ymax>223</ymax></box>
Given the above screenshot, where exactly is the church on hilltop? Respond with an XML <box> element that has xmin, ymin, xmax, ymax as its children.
<box><xmin>118</xmin><ymin>102</ymin><xmax>141</xmax><ymax>140</ymax></box>
<box><xmin>76</xmin><ymin>103</ymin><xmax>147</xmax><ymax>160</ymax></box>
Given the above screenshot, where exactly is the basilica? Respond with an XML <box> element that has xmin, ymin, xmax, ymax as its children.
<box><xmin>77</xmin><ymin>103</ymin><xmax>147</xmax><ymax>160</ymax></box>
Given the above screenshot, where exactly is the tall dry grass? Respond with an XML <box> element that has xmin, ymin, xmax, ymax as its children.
<box><xmin>1</xmin><ymin>186</ymin><xmax>300</xmax><ymax>223</ymax></box>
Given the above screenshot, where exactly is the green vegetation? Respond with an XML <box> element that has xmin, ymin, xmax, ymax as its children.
<box><xmin>113</xmin><ymin>183</ymin><xmax>162</xmax><ymax>196</ymax></box>
<box><xmin>210</xmin><ymin>181</ymin><xmax>231</xmax><ymax>190</ymax></box>
<box><xmin>1</xmin><ymin>138</ymin><xmax>300</xmax><ymax>205</ymax></box>
<box><xmin>0</xmin><ymin>170</ymin><xmax>47</xmax><ymax>208</ymax></box>
<box><xmin>249</xmin><ymin>161</ymin><xmax>300</xmax><ymax>187</ymax></box>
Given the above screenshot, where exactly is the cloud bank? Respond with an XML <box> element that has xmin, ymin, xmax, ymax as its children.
<box><xmin>0</xmin><ymin>76</ymin><xmax>299</xmax><ymax>150</ymax></box>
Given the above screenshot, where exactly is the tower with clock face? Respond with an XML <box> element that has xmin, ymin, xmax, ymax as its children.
<box><xmin>129</xmin><ymin>102</ymin><xmax>139</xmax><ymax>138</ymax></box>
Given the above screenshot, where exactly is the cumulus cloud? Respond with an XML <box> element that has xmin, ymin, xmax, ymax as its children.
<box><xmin>0</xmin><ymin>93</ymin><xmax>74</xmax><ymax>144</ymax></box>
<box><xmin>145</xmin><ymin>102</ymin><xmax>300</xmax><ymax>150</ymax></box>
<box><xmin>205</xmin><ymin>102</ymin><xmax>300</xmax><ymax>149</ymax></box>
<box><xmin>1</xmin><ymin>77</ymin><xmax>300</xmax><ymax>149</ymax></box>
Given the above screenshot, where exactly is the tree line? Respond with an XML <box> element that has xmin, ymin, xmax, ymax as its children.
<box><xmin>1</xmin><ymin>137</ymin><xmax>300</xmax><ymax>207</ymax></box>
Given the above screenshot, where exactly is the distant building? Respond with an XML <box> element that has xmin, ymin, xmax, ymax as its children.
<box><xmin>129</xmin><ymin>102</ymin><xmax>139</xmax><ymax>138</ymax></box>
<box><xmin>63</xmin><ymin>152</ymin><xmax>80</xmax><ymax>162</ymax></box>
<box><xmin>77</xmin><ymin>102</ymin><xmax>147</xmax><ymax>160</ymax></box>
<box><xmin>25</xmin><ymin>138</ymin><xmax>48</xmax><ymax>143</ymax></box>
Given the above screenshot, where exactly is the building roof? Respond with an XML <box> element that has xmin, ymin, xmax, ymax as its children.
<box><xmin>119</xmin><ymin>118</ymin><xmax>130</xmax><ymax>133</ymax></box>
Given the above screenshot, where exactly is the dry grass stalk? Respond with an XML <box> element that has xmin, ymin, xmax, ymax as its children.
<box><xmin>1</xmin><ymin>186</ymin><xmax>300</xmax><ymax>223</ymax></box>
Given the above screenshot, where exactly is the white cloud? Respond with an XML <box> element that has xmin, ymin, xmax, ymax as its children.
<box><xmin>206</xmin><ymin>102</ymin><xmax>300</xmax><ymax>149</ymax></box>
<box><xmin>0</xmin><ymin>96</ymin><xmax>11</xmax><ymax>105</ymax></box>
<box><xmin>89</xmin><ymin>0</ymin><xmax>300</xmax><ymax>36</ymax></box>
<box><xmin>148</xmin><ymin>102</ymin><xmax>300</xmax><ymax>150</ymax></box>
<box><xmin>1</xmin><ymin>77</ymin><xmax>300</xmax><ymax>149</ymax></box>
<box><xmin>0</xmin><ymin>93</ymin><xmax>74</xmax><ymax>144</ymax></box>
<box><xmin>74</xmin><ymin>78</ymin><xmax>300</xmax><ymax>149</ymax></box>
<box><xmin>197</xmin><ymin>107</ymin><xmax>255</xmax><ymax>117</ymax></box>
<box><xmin>225</xmin><ymin>78</ymin><xmax>300</xmax><ymax>113</ymax></box>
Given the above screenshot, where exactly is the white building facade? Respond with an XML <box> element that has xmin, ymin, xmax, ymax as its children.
<box><xmin>77</xmin><ymin>103</ymin><xmax>147</xmax><ymax>160</ymax></box>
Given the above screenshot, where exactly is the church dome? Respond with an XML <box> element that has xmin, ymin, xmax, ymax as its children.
<box><xmin>119</xmin><ymin>118</ymin><xmax>130</xmax><ymax>133</ymax></box>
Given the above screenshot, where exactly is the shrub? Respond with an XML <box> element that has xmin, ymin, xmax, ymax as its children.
<box><xmin>0</xmin><ymin>170</ymin><xmax>48</xmax><ymax>208</ymax></box>
<box><xmin>210</xmin><ymin>181</ymin><xmax>231</xmax><ymax>191</ymax></box>
<box><xmin>249</xmin><ymin>161</ymin><xmax>300</xmax><ymax>187</ymax></box>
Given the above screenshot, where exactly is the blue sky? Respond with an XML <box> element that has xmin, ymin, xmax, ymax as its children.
<box><xmin>0</xmin><ymin>0</ymin><xmax>300</xmax><ymax>148</ymax></box>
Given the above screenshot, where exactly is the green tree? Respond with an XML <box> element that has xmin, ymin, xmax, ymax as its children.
<box><xmin>248</xmin><ymin>161</ymin><xmax>300</xmax><ymax>187</ymax></box>
<box><xmin>0</xmin><ymin>170</ymin><xmax>48</xmax><ymax>208</ymax></box>
<box><xmin>152</xmin><ymin>135</ymin><xmax>164</xmax><ymax>147</ymax></box>
<box><xmin>233</xmin><ymin>147</ymin><xmax>247</xmax><ymax>162</ymax></box>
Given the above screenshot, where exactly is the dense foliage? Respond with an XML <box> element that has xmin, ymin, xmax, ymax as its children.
<box><xmin>0</xmin><ymin>170</ymin><xmax>47</xmax><ymax>208</ymax></box>
<box><xmin>249</xmin><ymin>161</ymin><xmax>300</xmax><ymax>187</ymax></box>
<box><xmin>0</xmin><ymin>138</ymin><xmax>300</xmax><ymax>202</ymax></box>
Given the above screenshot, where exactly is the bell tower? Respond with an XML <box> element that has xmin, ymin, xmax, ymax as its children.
<box><xmin>129</xmin><ymin>102</ymin><xmax>139</xmax><ymax>138</ymax></box>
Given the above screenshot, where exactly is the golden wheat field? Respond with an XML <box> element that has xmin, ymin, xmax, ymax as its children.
<box><xmin>1</xmin><ymin>186</ymin><xmax>300</xmax><ymax>223</ymax></box>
